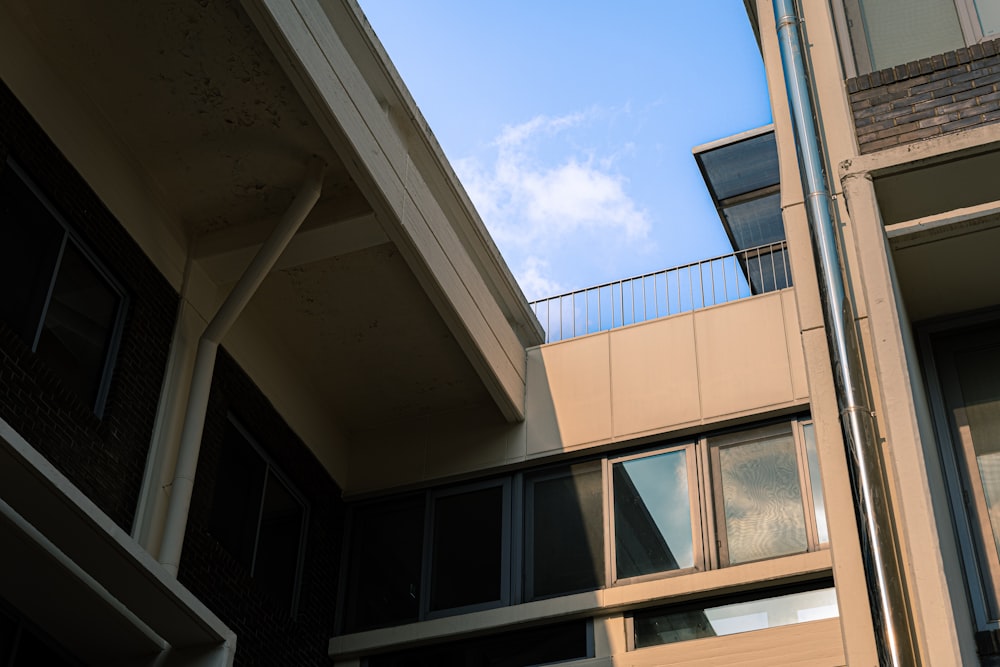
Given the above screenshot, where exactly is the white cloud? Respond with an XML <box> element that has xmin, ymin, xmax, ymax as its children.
<box><xmin>455</xmin><ymin>111</ymin><xmax>652</xmax><ymax>299</ymax></box>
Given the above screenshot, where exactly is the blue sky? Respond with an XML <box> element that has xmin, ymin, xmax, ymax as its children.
<box><xmin>358</xmin><ymin>1</ymin><xmax>772</xmax><ymax>300</ymax></box>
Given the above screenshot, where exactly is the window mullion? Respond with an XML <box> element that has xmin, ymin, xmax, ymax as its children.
<box><xmin>31</xmin><ymin>231</ymin><xmax>67</xmax><ymax>352</ymax></box>
<box><xmin>793</xmin><ymin>420</ymin><xmax>820</xmax><ymax>552</ymax></box>
<box><xmin>248</xmin><ymin>465</ymin><xmax>270</xmax><ymax>578</ymax></box>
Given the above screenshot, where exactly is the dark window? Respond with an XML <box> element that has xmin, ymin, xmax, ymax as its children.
<box><xmin>342</xmin><ymin>495</ymin><xmax>425</xmax><ymax>632</ymax></box>
<box><xmin>0</xmin><ymin>160</ymin><xmax>124</xmax><ymax>414</ymax></box>
<box><xmin>428</xmin><ymin>483</ymin><xmax>507</xmax><ymax>613</ymax></box>
<box><xmin>525</xmin><ymin>462</ymin><xmax>604</xmax><ymax>599</ymax></box>
<box><xmin>365</xmin><ymin>620</ymin><xmax>590</xmax><ymax>667</ymax></box>
<box><xmin>209</xmin><ymin>418</ymin><xmax>307</xmax><ymax>613</ymax></box>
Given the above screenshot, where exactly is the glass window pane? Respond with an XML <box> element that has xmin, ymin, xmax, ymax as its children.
<box><xmin>633</xmin><ymin>586</ymin><xmax>838</xmax><ymax>649</ymax></box>
<box><xmin>718</xmin><ymin>434</ymin><xmax>807</xmax><ymax>564</ymax></box>
<box><xmin>613</xmin><ymin>449</ymin><xmax>694</xmax><ymax>580</ymax></box>
<box><xmin>527</xmin><ymin>463</ymin><xmax>604</xmax><ymax>599</ymax></box>
<box><xmin>344</xmin><ymin>495</ymin><xmax>425</xmax><ymax>632</ymax></box>
<box><xmin>976</xmin><ymin>0</ymin><xmax>1000</xmax><ymax>37</ymax></box>
<box><xmin>254</xmin><ymin>471</ymin><xmax>304</xmax><ymax>611</ymax></box>
<box><xmin>857</xmin><ymin>0</ymin><xmax>964</xmax><ymax>70</ymax></box>
<box><xmin>802</xmin><ymin>424</ymin><xmax>829</xmax><ymax>544</ymax></box>
<box><xmin>429</xmin><ymin>485</ymin><xmax>505</xmax><ymax>612</ymax></box>
<box><xmin>209</xmin><ymin>423</ymin><xmax>267</xmax><ymax>568</ymax></box>
<box><xmin>955</xmin><ymin>346</ymin><xmax>1000</xmax><ymax>562</ymax></box>
<box><xmin>36</xmin><ymin>242</ymin><xmax>120</xmax><ymax>408</ymax></box>
<box><xmin>0</xmin><ymin>166</ymin><xmax>63</xmax><ymax>343</ymax></box>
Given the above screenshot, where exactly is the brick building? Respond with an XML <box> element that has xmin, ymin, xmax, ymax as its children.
<box><xmin>1</xmin><ymin>0</ymin><xmax>998</xmax><ymax>665</ymax></box>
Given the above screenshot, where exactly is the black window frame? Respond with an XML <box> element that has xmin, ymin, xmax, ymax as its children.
<box><xmin>0</xmin><ymin>158</ymin><xmax>127</xmax><ymax>417</ymax></box>
<box><xmin>208</xmin><ymin>415</ymin><xmax>310</xmax><ymax>617</ymax></box>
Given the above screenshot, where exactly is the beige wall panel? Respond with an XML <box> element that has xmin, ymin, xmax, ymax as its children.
<box><xmin>609</xmin><ymin>316</ymin><xmax>700</xmax><ymax>438</ymax></box>
<box><xmin>525</xmin><ymin>336</ymin><xmax>613</xmax><ymax>455</ymax></box>
<box><xmin>694</xmin><ymin>294</ymin><xmax>794</xmax><ymax>418</ymax></box>
<box><xmin>783</xmin><ymin>204</ymin><xmax>826</xmax><ymax>333</ymax></box>
<box><xmin>624</xmin><ymin>617</ymin><xmax>844</xmax><ymax>667</ymax></box>
<box><xmin>781</xmin><ymin>289</ymin><xmax>809</xmax><ymax>400</ymax></box>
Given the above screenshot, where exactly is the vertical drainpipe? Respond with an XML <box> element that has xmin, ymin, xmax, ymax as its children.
<box><xmin>158</xmin><ymin>157</ymin><xmax>325</xmax><ymax>576</ymax></box>
<box><xmin>771</xmin><ymin>1</ymin><xmax>920</xmax><ymax>665</ymax></box>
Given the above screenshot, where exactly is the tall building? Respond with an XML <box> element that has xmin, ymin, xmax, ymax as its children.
<box><xmin>0</xmin><ymin>0</ymin><xmax>996</xmax><ymax>665</ymax></box>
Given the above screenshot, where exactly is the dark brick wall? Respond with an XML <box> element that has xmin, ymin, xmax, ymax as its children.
<box><xmin>0</xmin><ymin>79</ymin><xmax>178</xmax><ymax>531</ymax></box>
<box><xmin>180</xmin><ymin>348</ymin><xmax>344</xmax><ymax>667</ymax></box>
<box><xmin>848</xmin><ymin>38</ymin><xmax>1000</xmax><ymax>153</ymax></box>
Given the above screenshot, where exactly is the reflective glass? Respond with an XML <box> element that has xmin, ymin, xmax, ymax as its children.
<box><xmin>527</xmin><ymin>463</ymin><xmax>604</xmax><ymax>599</ymax></box>
<box><xmin>718</xmin><ymin>435</ymin><xmax>807</xmax><ymax>564</ymax></box>
<box><xmin>722</xmin><ymin>192</ymin><xmax>784</xmax><ymax>251</ymax></box>
<box><xmin>209</xmin><ymin>423</ymin><xmax>267</xmax><ymax>568</ymax></box>
<box><xmin>633</xmin><ymin>586</ymin><xmax>838</xmax><ymax>648</ymax></box>
<box><xmin>613</xmin><ymin>449</ymin><xmax>694</xmax><ymax>579</ymax></box>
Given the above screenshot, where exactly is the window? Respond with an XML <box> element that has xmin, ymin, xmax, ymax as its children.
<box><xmin>426</xmin><ymin>480</ymin><xmax>510</xmax><ymax>615</ymax></box>
<box><xmin>209</xmin><ymin>418</ymin><xmax>308</xmax><ymax>614</ymax></box>
<box><xmin>611</xmin><ymin>446</ymin><xmax>699</xmax><ymax>582</ymax></box>
<box><xmin>525</xmin><ymin>462</ymin><xmax>605</xmax><ymax>599</ymax></box>
<box><xmin>340</xmin><ymin>417</ymin><xmax>827</xmax><ymax>634</ymax></box>
<box><xmin>0</xmin><ymin>159</ymin><xmax>125</xmax><ymax>415</ymax></box>
<box><xmin>629</xmin><ymin>580</ymin><xmax>838</xmax><ymax>649</ymax></box>
<box><xmin>926</xmin><ymin>320</ymin><xmax>1000</xmax><ymax>630</ymax></box>
<box><xmin>842</xmin><ymin>0</ymin><xmax>1000</xmax><ymax>74</ymax></box>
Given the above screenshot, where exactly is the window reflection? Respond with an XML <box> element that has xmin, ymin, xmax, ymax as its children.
<box><xmin>633</xmin><ymin>585</ymin><xmax>838</xmax><ymax>648</ymax></box>
<box><xmin>613</xmin><ymin>449</ymin><xmax>695</xmax><ymax>579</ymax></box>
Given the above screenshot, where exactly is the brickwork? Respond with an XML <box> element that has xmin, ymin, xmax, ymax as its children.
<box><xmin>848</xmin><ymin>38</ymin><xmax>1000</xmax><ymax>153</ymax></box>
<box><xmin>0</xmin><ymin>79</ymin><xmax>178</xmax><ymax>531</ymax></box>
<box><xmin>180</xmin><ymin>348</ymin><xmax>344</xmax><ymax>667</ymax></box>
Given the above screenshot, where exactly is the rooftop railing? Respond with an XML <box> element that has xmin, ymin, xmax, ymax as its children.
<box><xmin>529</xmin><ymin>240</ymin><xmax>791</xmax><ymax>344</ymax></box>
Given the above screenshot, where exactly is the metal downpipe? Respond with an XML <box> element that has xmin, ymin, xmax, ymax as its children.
<box><xmin>158</xmin><ymin>158</ymin><xmax>325</xmax><ymax>576</ymax></box>
<box><xmin>771</xmin><ymin>1</ymin><xmax>919</xmax><ymax>664</ymax></box>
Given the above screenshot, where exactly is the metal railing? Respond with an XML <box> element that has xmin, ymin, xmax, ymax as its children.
<box><xmin>529</xmin><ymin>240</ymin><xmax>791</xmax><ymax>343</ymax></box>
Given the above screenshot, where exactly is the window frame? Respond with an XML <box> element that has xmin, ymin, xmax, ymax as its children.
<box><xmin>214</xmin><ymin>416</ymin><xmax>310</xmax><ymax>617</ymax></box>
<box><xmin>608</xmin><ymin>443</ymin><xmax>705</xmax><ymax>586</ymax></box>
<box><xmin>1</xmin><ymin>158</ymin><xmax>127</xmax><ymax>417</ymax></box>
<box><xmin>838</xmin><ymin>0</ymin><xmax>995</xmax><ymax>77</ymax></box>
<box><xmin>338</xmin><ymin>415</ymin><xmax>828</xmax><ymax>636</ymax></box>
<box><xmin>709</xmin><ymin>422</ymin><xmax>821</xmax><ymax>567</ymax></box>
<box><xmin>523</xmin><ymin>460</ymin><xmax>606</xmax><ymax>601</ymax></box>
<box><xmin>421</xmin><ymin>477</ymin><xmax>512</xmax><ymax>619</ymax></box>
<box><xmin>922</xmin><ymin>316</ymin><xmax>1000</xmax><ymax>631</ymax></box>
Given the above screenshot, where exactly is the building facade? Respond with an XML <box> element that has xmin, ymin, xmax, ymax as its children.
<box><xmin>0</xmin><ymin>0</ymin><xmax>998</xmax><ymax>665</ymax></box>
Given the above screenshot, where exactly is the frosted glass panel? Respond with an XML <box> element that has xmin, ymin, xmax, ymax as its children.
<box><xmin>859</xmin><ymin>0</ymin><xmax>964</xmax><ymax>70</ymax></box>
<box><xmin>976</xmin><ymin>0</ymin><xmax>1000</xmax><ymax>36</ymax></box>
<box><xmin>719</xmin><ymin>435</ymin><xmax>807</xmax><ymax>564</ymax></box>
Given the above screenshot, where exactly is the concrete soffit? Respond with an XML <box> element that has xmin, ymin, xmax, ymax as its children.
<box><xmin>238</xmin><ymin>0</ymin><xmax>541</xmax><ymax>421</ymax></box>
